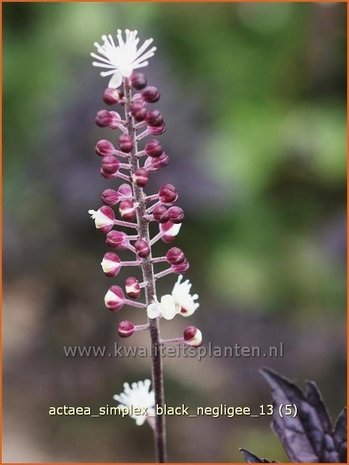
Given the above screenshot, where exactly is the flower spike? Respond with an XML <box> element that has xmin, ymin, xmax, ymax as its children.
<box><xmin>89</xmin><ymin>30</ymin><xmax>202</xmax><ymax>461</ymax></box>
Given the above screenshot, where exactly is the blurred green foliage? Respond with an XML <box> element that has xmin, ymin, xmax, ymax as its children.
<box><xmin>4</xmin><ymin>2</ymin><xmax>345</xmax><ymax>314</ymax></box>
<box><xmin>4</xmin><ymin>2</ymin><xmax>346</xmax><ymax>462</ymax></box>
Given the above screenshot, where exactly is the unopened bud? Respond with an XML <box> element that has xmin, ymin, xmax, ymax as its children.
<box><xmin>130</xmin><ymin>72</ymin><xmax>147</xmax><ymax>90</ymax></box>
<box><xmin>144</xmin><ymin>152</ymin><xmax>169</xmax><ymax>172</ymax></box>
<box><xmin>149</xmin><ymin>123</ymin><xmax>166</xmax><ymax>135</ymax></box>
<box><xmin>119</xmin><ymin>134</ymin><xmax>133</xmax><ymax>153</ymax></box>
<box><xmin>171</xmin><ymin>259</ymin><xmax>189</xmax><ymax>273</ymax></box>
<box><xmin>132</xmin><ymin>94</ymin><xmax>144</xmax><ymax>104</ymax></box>
<box><xmin>103</xmin><ymin>88</ymin><xmax>123</xmax><ymax>105</ymax></box>
<box><xmin>168</xmin><ymin>206</ymin><xmax>184</xmax><ymax>224</ymax></box>
<box><xmin>95</xmin><ymin>110</ymin><xmax>122</xmax><ymax>129</ymax></box>
<box><xmin>125</xmin><ymin>277</ymin><xmax>141</xmax><ymax>299</ymax></box>
<box><xmin>100</xmin><ymin>168</ymin><xmax>117</xmax><ymax>180</ymax></box>
<box><xmin>105</xmin><ymin>230</ymin><xmax>129</xmax><ymax>249</ymax></box>
<box><xmin>159</xmin><ymin>184</ymin><xmax>178</xmax><ymax>205</ymax></box>
<box><xmin>118</xmin><ymin>183</ymin><xmax>133</xmax><ymax>199</ymax></box>
<box><xmin>119</xmin><ymin>199</ymin><xmax>137</xmax><ymax>221</ymax></box>
<box><xmin>146</xmin><ymin>110</ymin><xmax>164</xmax><ymax>127</ymax></box>
<box><xmin>145</xmin><ymin>139</ymin><xmax>163</xmax><ymax>158</ymax></box>
<box><xmin>166</xmin><ymin>247</ymin><xmax>186</xmax><ymax>265</ymax></box>
<box><xmin>95</xmin><ymin>139</ymin><xmax>115</xmax><ymax>157</ymax></box>
<box><xmin>104</xmin><ymin>285</ymin><xmax>124</xmax><ymax>311</ymax></box>
<box><xmin>130</xmin><ymin>101</ymin><xmax>147</xmax><ymax>122</ymax></box>
<box><xmin>131</xmin><ymin>168</ymin><xmax>149</xmax><ymax>187</ymax></box>
<box><xmin>142</xmin><ymin>86</ymin><xmax>160</xmax><ymax>103</ymax></box>
<box><xmin>101</xmin><ymin>189</ymin><xmax>119</xmax><ymax>206</ymax></box>
<box><xmin>101</xmin><ymin>156</ymin><xmax>119</xmax><ymax>175</ymax></box>
<box><xmin>135</xmin><ymin>239</ymin><xmax>150</xmax><ymax>258</ymax></box>
<box><xmin>183</xmin><ymin>326</ymin><xmax>202</xmax><ymax>347</ymax></box>
<box><xmin>118</xmin><ymin>320</ymin><xmax>135</xmax><ymax>338</ymax></box>
<box><xmin>101</xmin><ymin>252</ymin><xmax>121</xmax><ymax>277</ymax></box>
<box><xmin>153</xmin><ymin>205</ymin><xmax>169</xmax><ymax>223</ymax></box>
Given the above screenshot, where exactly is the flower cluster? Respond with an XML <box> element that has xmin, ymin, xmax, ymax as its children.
<box><xmin>89</xmin><ymin>29</ymin><xmax>202</xmax><ymax>430</ymax></box>
<box><xmin>113</xmin><ymin>379</ymin><xmax>155</xmax><ymax>426</ymax></box>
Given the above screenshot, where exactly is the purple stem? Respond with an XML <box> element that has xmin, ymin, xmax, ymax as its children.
<box><xmin>114</xmin><ymin>219</ymin><xmax>138</xmax><ymax>229</ymax></box>
<box><xmin>114</xmin><ymin>149</ymin><xmax>129</xmax><ymax>158</ymax></box>
<box><xmin>123</xmin><ymin>78</ymin><xmax>167</xmax><ymax>463</ymax></box>
<box><xmin>150</xmin><ymin>231</ymin><xmax>163</xmax><ymax>246</ymax></box>
<box><xmin>154</xmin><ymin>268</ymin><xmax>173</xmax><ymax>280</ymax></box>
<box><xmin>134</xmin><ymin>323</ymin><xmax>150</xmax><ymax>331</ymax></box>
<box><xmin>160</xmin><ymin>337</ymin><xmax>184</xmax><ymax>345</ymax></box>
<box><xmin>147</xmin><ymin>200</ymin><xmax>161</xmax><ymax>213</ymax></box>
<box><xmin>124</xmin><ymin>298</ymin><xmax>147</xmax><ymax>309</ymax></box>
<box><xmin>136</xmin><ymin>128</ymin><xmax>150</xmax><ymax>141</ymax></box>
<box><xmin>152</xmin><ymin>256</ymin><xmax>167</xmax><ymax>264</ymax></box>
<box><xmin>117</xmin><ymin>172</ymin><xmax>131</xmax><ymax>182</ymax></box>
<box><xmin>122</xmin><ymin>260</ymin><xmax>141</xmax><ymax>267</ymax></box>
<box><xmin>146</xmin><ymin>194</ymin><xmax>159</xmax><ymax>202</ymax></box>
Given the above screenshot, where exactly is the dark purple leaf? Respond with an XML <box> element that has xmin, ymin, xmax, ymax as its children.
<box><xmin>333</xmin><ymin>408</ymin><xmax>347</xmax><ymax>462</ymax></box>
<box><xmin>239</xmin><ymin>448</ymin><xmax>274</xmax><ymax>463</ymax></box>
<box><xmin>260</xmin><ymin>368</ymin><xmax>345</xmax><ymax>462</ymax></box>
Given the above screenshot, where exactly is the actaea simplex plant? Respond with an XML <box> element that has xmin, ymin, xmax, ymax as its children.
<box><xmin>89</xmin><ymin>29</ymin><xmax>202</xmax><ymax>462</ymax></box>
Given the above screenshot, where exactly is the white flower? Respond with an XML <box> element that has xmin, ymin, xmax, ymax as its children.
<box><xmin>147</xmin><ymin>276</ymin><xmax>199</xmax><ymax>320</ymax></box>
<box><xmin>147</xmin><ymin>295</ymin><xmax>179</xmax><ymax>320</ymax></box>
<box><xmin>159</xmin><ymin>222</ymin><xmax>182</xmax><ymax>239</ymax></box>
<box><xmin>172</xmin><ymin>275</ymin><xmax>199</xmax><ymax>317</ymax></box>
<box><xmin>91</xmin><ymin>29</ymin><xmax>156</xmax><ymax>89</ymax></box>
<box><xmin>113</xmin><ymin>379</ymin><xmax>155</xmax><ymax>426</ymax></box>
<box><xmin>88</xmin><ymin>206</ymin><xmax>115</xmax><ymax>230</ymax></box>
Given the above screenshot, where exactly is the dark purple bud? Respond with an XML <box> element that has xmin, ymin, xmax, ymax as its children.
<box><xmin>119</xmin><ymin>134</ymin><xmax>133</xmax><ymax>153</ymax></box>
<box><xmin>135</xmin><ymin>239</ymin><xmax>150</xmax><ymax>258</ymax></box>
<box><xmin>142</xmin><ymin>86</ymin><xmax>160</xmax><ymax>103</ymax></box>
<box><xmin>101</xmin><ymin>252</ymin><xmax>122</xmax><ymax>277</ymax></box>
<box><xmin>149</xmin><ymin>123</ymin><xmax>166</xmax><ymax>135</ymax></box>
<box><xmin>100</xmin><ymin>168</ymin><xmax>117</xmax><ymax>180</ymax></box>
<box><xmin>118</xmin><ymin>183</ymin><xmax>133</xmax><ymax>199</ymax></box>
<box><xmin>119</xmin><ymin>199</ymin><xmax>136</xmax><ymax>221</ymax></box>
<box><xmin>101</xmin><ymin>189</ymin><xmax>119</xmax><ymax>206</ymax></box>
<box><xmin>118</xmin><ymin>320</ymin><xmax>135</xmax><ymax>337</ymax></box>
<box><xmin>132</xmin><ymin>94</ymin><xmax>144</xmax><ymax>104</ymax></box>
<box><xmin>95</xmin><ymin>110</ymin><xmax>122</xmax><ymax>129</ymax></box>
<box><xmin>131</xmin><ymin>168</ymin><xmax>149</xmax><ymax>187</ymax></box>
<box><xmin>104</xmin><ymin>285</ymin><xmax>125</xmax><ymax>311</ymax></box>
<box><xmin>101</xmin><ymin>184</ymin><xmax>132</xmax><ymax>206</ymax></box>
<box><xmin>153</xmin><ymin>205</ymin><xmax>169</xmax><ymax>223</ymax></box>
<box><xmin>168</xmin><ymin>206</ymin><xmax>184</xmax><ymax>224</ymax></box>
<box><xmin>101</xmin><ymin>156</ymin><xmax>119</xmax><ymax>175</ymax></box>
<box><xmin>105</xmin><ymin>230</ymin><xmax>129</xmax><ymax>249</ymax></box>
<box><xmin>144</xmin><ymin>152</ymin><xmax>169</xmax><ymax>172</ymax></box>
<box><xmin>95</xmin><ymin>139</ymin><xmax>115</xmax><ymax>157</ymax></box>
<box><xmin>183</xmin><ymin>326</ymin><xmax>202</xmax><ymax>347</ymax></box>
<box><xmin>159</xmin><ymin>184</ymin><xmax>178</xmax><ymax>205</ymax></box>
<box><xmin>166</xmin><ymin>247</ymin><xmax>186</xmax><ymax>265</ymax></box>
<box><xmin>103</xmin><ymin>88</ymin><xmax>123</xmax><ymax>105</ymax></box>
<box><xmin>146</xmin><ymin>110</ymin><xmax>164</xmax><ymax>127</ymax></box>
<box><xmin>130</xmin><ymin>101</ymin><xmax>147</xmax><ymax>122</ymax></box>
<box><xmin>172</xmin><ymin>259</ymin><xmax>189</xmax><ymax>273</ymax></box>
<box><xmin>145</xmin><ymin>139</ymin><xmax>163</xmax><ymax>158</ymax></box>
<box><xmin>130</xmin><ymin>72</ymin><xmax>147</xmax><ymax>90</ymax></box>
<box><xmin>125</xmin><ymin>277</ymin><xmax>141</xmax><ymax>299</ymax></box>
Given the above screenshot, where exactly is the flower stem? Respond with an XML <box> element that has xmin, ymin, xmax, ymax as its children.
<box><xmin>123</xmin><ymin>78</ymin><xmax>167</xmax><ymax>463</ymax></box>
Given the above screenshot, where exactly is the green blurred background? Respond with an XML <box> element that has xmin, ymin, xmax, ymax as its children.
<box><xmin>3</xmin><ymin>2</ymin><xmax>346</xmax><ymax>462</ymax></box>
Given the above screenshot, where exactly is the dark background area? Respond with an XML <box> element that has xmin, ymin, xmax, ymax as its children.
<box><xmin>3</xmin><ymin>2</ymin><xmax>346</xmax><ymax>462</ymax></box>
